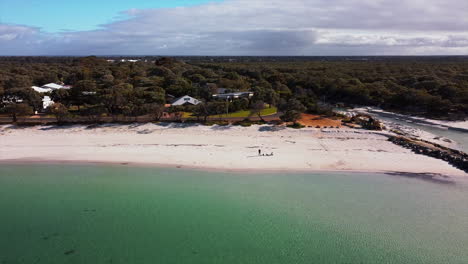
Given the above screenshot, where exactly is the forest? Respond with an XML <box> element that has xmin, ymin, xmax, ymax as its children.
<box><xmin>1</xmin><ymin>56</ymin><xmax>467</xmax><ymax>123</ymax></box>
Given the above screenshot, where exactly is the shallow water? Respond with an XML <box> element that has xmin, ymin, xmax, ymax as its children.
<box><xmin>1</xmin><ymin>165</ymin><xmax>468</xmax><ymax>264</ymax></box>
<box><xmin>366</xmin><ymin>110</ymin><xmax>468</xmax><ymax>152</ymax></box>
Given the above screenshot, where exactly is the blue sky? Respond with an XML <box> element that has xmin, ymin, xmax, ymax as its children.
<box><xmin>0</xmin><ymin>0</ymin><xmax>222</xmax><ymax>32</ymax></box>
<box><xmin>0</xmin><ymin>0</ymin><xmax>467</xmax><ymax>55</ymax></box>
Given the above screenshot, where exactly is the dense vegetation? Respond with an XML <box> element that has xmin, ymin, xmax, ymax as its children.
<box><xmin>1</xmin><ymin>56</ymin><xmax>467</xmax><ymax>123</ymax></box>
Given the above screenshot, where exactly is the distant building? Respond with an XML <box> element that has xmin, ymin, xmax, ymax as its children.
<box><xmin>171</xmin><ymin>95</ymin><xmax>201</xmax><ymax>106</ymax></box>
<box><xmin>41</xmin><ymin>83</ymin><xmax>66</xmax><ymax>90</ymax></box>
<box><xmin>31</xmin><ymin>83</ymin><xmax>71</xmax><ymax>93</ymax></box>
<box><xmin>213</xmin><ymin>91</ymin><xmax>254</xmax><ymax>100</ymax></box>
<box><xmin>42</xmin><ymin>96</ymin><xmax>54</xmax><ymax>110</ymax></box>
<box><xmin>31</xmin><ymin>86</ymin><xmax>52</xmax><ymax>93</ymax></box>
<box><xmin>120</xmin><ymin>59</ymin><xmax>140</xmax><ymax>63</ymax></box>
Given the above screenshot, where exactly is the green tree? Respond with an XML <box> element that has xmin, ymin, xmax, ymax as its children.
<box><xmin>5</xmin><ymin>88</ymin><xmax>42</xmax><ymax>112</ymax></box>
<box><xmin>250</xmin><ymin>101</ymin><xmax>266</xmax><ymax>122</ymax></box>
<box><xmin>5</xmin><ymin>103</ymin><xmax>33</xmax><ymax>122</ymax></box>
<box><xmin>279</xmin><ymin>99</ymin><xmax>306</xmax><ymax>123</ymax></box>
<box><xmin>101</xmin><ymin>83</ymin><xmax>133</xmax><ymax>115</ymax></box>
<box><xmin>144</xmin><ymin>103</ymin><xmax>166</xmax><ymax>121</ymax></box>
<box><xmin>193</xmin><ymin>103</ymin><xmax>210</xmax><ymax>122</ymax></box>
<box><xmin>71</xmin><ymin>80</ymin><xmax>98</xmax><ymax>108</ymax></box>
<box><xmin>51</xmin><ymin>89</ymin><xmax>72</xmax><ymax>107</ymax></box>
<box><xmin>49</xmin><ymin>103</ymin><xmax>70</xmax><ymax>123</ymax></box>
<box><xmin>142</xmin><ymin>86</ymin><xmax>166</xmax><ymax>105</ymax></box>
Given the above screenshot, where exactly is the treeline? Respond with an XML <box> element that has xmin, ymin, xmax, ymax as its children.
<box><xmin>1</xmin><ymin>56</ymin><xmax>467</xmax><ymax>122</ymax></box>
<box><xmin>196</xmin><ymin>59</ymin><xmax>468</xmax><ymax>119</ymax></box>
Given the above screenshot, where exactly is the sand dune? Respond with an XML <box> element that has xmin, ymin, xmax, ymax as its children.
<box><xmin>0</xmin><ymin>123</ymin><xmax>465</xmax><ymax>176</ymax></box>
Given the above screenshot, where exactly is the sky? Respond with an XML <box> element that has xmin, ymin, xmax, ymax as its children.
<box><xmin>0</xmin><ymin>0</ymin><xmax>467</xmax><ymax>56</ymax></box>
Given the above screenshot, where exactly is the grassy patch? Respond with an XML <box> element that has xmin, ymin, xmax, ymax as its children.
<box><xmin>212</xmin><ymin>106</ymin><xmax>277</xmax><ymax>118</ymax></box>
<box><xmin>181</xmin><ymin>106</ymin><xmax>277</xmax><ymax>119</ymax></box>
<box><xmin>182</xmin><ymin>112</ymin><xmax>193</xmax><ymax>118</ymax></box>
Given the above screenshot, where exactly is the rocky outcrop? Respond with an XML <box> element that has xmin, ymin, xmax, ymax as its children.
<box><xmin>342</xmin><ymin>114</ymin><xmax>384</xmax><ymax>131</ymax></box>
<box><xmin>389</xmin><ymin>136</ymin><xmax>468</xmax><ymax>174</ymax></box>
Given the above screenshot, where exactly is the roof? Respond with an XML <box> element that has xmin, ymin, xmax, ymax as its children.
<box><xmin>171</xmin><ymin>95</ymin><xmax>201</xmax><ymax>106</ymax></box>
<box><xmin>213</xmin><ymin>91</ymin><xmax>254</xmax><ymax>99</ymax></box>
<box><xmin>42</xmin><ymin>83</ymin><xmax>64</xmax><ymax>89</ymax></box>
<box><xmin>32</xmin><ymin>86</ymin><xmax>52</xmax><ymax>93</ymax></box>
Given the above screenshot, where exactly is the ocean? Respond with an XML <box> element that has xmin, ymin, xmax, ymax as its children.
<box><xmin>1</xmin><ymin>164</ymin><xmax>467</xmax><ymax>263</ymax></box>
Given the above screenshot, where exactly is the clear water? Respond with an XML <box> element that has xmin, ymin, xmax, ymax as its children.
<box><xmin>1</xmin><ymin>164</ymin><xmax>468</xmax><ymax>264</ymax></box>
<box><xmin>367</xmin><ymin>111</ymin><xmax>468</xmax><ymax>153</ymax></box>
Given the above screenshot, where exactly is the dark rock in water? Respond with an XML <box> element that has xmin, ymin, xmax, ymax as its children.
<box><xmin>64</xmin><ymin>250</ymin><xmax>75</xmax><ymax>255</ymax></box>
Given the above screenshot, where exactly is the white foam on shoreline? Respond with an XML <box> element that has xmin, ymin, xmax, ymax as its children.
<box><xmin>346</xmin><ymin>107</ymin><xmax>466</xmax><ymax>150</ymax></box>
<box><xmin>354</xmin><ymin>107</ymin><xmax>468</xmax><ymax>131</ymax></box>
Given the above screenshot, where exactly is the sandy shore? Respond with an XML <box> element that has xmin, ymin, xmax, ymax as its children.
<box><xmin>0</xmin><ymin>123</ymin><xmax>466</xmax><ymax>176</ymax></box>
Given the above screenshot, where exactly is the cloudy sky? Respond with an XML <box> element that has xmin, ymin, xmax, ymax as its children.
<box><xmin>0</xmin><ymin>0</ymin><xmax>467</xmax><ymax>55</ymax></box>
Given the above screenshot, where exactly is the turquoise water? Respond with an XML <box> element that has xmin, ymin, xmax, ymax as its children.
<box><xmin>1</xmin><ymin>165</ymin><xmax>468</xmax><ymax>264</ymax></box>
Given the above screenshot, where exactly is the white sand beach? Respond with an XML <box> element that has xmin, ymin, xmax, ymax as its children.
<box><xmin>0</xmin><ymin>123</ymin><xmax>466</xmax><ymax>176</ymax></box>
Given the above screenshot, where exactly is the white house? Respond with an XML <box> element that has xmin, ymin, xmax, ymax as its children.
<box><xmin>42</xmin><ymin>96</ymin><xmax>54</xmax><ymax>110</ymax></box>
<box><xmin>31</xmin><ymin>86</ymin><xmax>53</xmax><ymax>93</ymax></box>
<box><xmin>42</xmin><ymin>83</ymin><xmax>64</xmax><ymax>90</ymax></box>
<box><xmin>31</xmin><ymin>83</ymin><xmax>71</xmax><ymax>93</ymax></box>
<box><xmin>171</xmin><ymin>95</ymin><xmax>201</xmax><ymax>106</ymax></box>
<box><xmin>120</xmin><ymin>59</ymin><xmax>140</xmax><ymax>63</ymax></box>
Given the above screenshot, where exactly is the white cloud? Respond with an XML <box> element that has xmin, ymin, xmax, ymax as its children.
<box><xmin>1</xmin><ymin>0</ymin><xmax>468</xmax><ymax>55</ymax></box>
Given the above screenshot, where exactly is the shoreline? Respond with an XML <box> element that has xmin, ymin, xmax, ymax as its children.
<box><xmin>0</xmin><ymin>158</ymin><xmax>461</xmax><ymax>183</ymax></box>
<box><xmin>0</xmin><ymin>157</ymin><xmax>447</xmax><ymax>174</ymax></box>
<box><xmin>1</xmin><ymin>123</ymin><xmax>466</xmax><ymax>177</ymax></box>
<box><xmin>354</xmin><ymin>107</ymin><xmax>468</xmax><ymax>132</ymax></box>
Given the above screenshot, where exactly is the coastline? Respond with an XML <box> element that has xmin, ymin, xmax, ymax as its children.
<box><xmin>354</xmin><ymin>107</ymin><xmax>468</xmax><ymax>132</ymax></box>
<box><xmin>0</xmin><ymin>158</ymin><xmax>461</xmax><ymax>185</ymax></box>
<box><xmin>0</xmin><ymin>157</ymin><xmax>447</xmax><ymax>175</ymax></box>
<box><xmin>1</xmin><ymin>123</ymin><xmax>466</xmax><ymax>177</ymax></box>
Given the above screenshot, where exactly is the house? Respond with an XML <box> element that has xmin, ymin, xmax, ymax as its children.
<box><xmin>31</xmin><ymin>83</ymin><xmax>71</xmax><ymax>93</ymax></box>
<box><xmin>120</xmin><ymin>59</ymin><xmax>140</xmax><ymax>63</ymax></box>
<box><xmin>213</xmin><ymin>91</ymin><xmax>254</xmax><ymax>100</ymax></box>
<box><xmin>171</xmin><ymin>95</ymin><xmax>201</xmax><ymax>106</ymax></box>
<box><xmin>31</xmin><ymin>86</ymin><xmax>52</xmax><ymax>93</ymax></box>
<box><xmin>42</xmin><ymin>96</ymin><xmax>54</xmax><ymax>110</ymax></box>
<box><xmin>42</xmin><ymin>83</ymin><xmax>67</xmax><ymax>90</ymax></box>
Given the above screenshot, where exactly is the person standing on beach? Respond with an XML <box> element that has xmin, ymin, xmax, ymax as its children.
<box><xmin>258</xmin><ymin>149</ymin><xmax>261</xmax><ymax>156</ymax></box>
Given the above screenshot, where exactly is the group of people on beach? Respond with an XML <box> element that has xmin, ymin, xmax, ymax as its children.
<box><xmin>258</xmin><ymin>149</ymin><xmax>274</xmax><ymax>157</ymax></box>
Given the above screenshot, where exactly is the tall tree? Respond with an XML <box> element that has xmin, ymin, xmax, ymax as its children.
<box><xmin>5</xmin><ymin>103</ymin><xmax>33</xmax><ymax>123</ymax></box>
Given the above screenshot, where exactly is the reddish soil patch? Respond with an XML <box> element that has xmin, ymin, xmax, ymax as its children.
<box><xmin>297</xmin><ymin>114</ymin><xmax>342</xmax><ymax>128</ymax></box>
